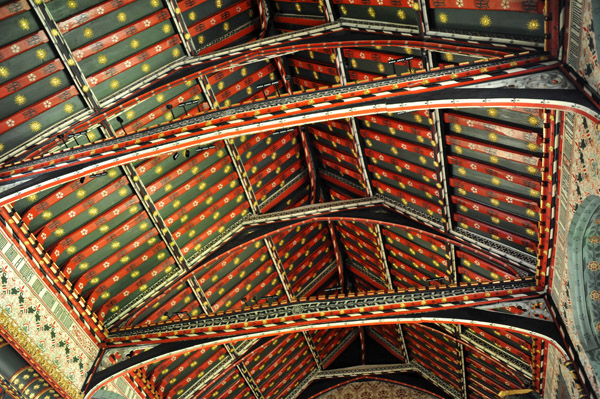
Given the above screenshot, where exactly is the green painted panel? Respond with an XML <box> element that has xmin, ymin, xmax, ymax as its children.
<box><xmin>0</xmin><ymin>70</ymin><xmax>70</xmax><ymax>120</ymax></box>
<box><xmin>62</xmin><ymin>0</ymin><xmax>163</xmax><ymax>49</ymax></box>
<box><xmin>92</xmin><ymin>46</ymin><xmax>184</xmax><ymax>100</ymax></box>
<box><xmin>0</xmin><ymin>44</ymin><xmax>59</xmax><ymax>86</ymax></box>
<box><xmin>431</xmin><ymin>9</ymin><xmax>544</xmax><ymax>39</ymax></box>
<box><xmin>77</xmin><ymin>22</ymin><xmax>176</xmax><ymax>76</ymax></box>
<box><xmin>336</xmin><ymin>5</ymin><xmax>419</xmax><ymax>26</ymax></box>
<box><xmin>0</xmin><ymin>96</ymin><xmax>87</xmax><ymax>157</ymax></box>
<box><xmin>0</xmin><ymin>11</ymin><xmax>41</xmax><ymax>47</ymax></box>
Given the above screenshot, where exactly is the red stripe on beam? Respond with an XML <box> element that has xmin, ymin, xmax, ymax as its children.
<box><xmin>0</xmin><ymin>86</ymin><xmax>78</xmax><ymax>135</ymax></box>
<box><xmin>446</xmin><ymin>136</ymin><xmax>541</xmax><ymax>167</ymax></box>
<box><xmin>447</xmin><ymin>156</ymin><xmax>541</xmax><ymax>191</ymax></box>
<box><xmin>0</xmin><ymin>60</ymin><xmax>62</xmax><ymax>100</ymax></box>
<box><xmin>72</xmin><ymin>9</ymin><xmax>170</xmax><ymax>62</ymax></box>
<box><xmin>58</xmin><ymin>0</ymin><xmax>138</xmax><ymax>33</ymax></box>
<box><xmin>0</xmin><ymin>30</ymin><xmax>47</xmax><ymax>63</ymax></box>
<box><xmin>87</xmin><ymin>36</ymin><xmax>181</xmax><ymax>88</ymax></box>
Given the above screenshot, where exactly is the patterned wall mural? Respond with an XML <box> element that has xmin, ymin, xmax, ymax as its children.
<box><xmin>551</xmin><ymin>111</ymin><xmax>600</xmax><ymax>396</ymax></box>
<box><xmin>314</xmin><ymin>379</ymin><xmax>438</xmax><ymax>399</ymax></box>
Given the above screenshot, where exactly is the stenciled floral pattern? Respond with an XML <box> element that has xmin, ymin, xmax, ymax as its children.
<box><xmin>316</xmin><ymin>380</ymin><xmax>437</xmax><ymax>399</ymax></box>
<box><xmin>574</xmin><ymin>0</ymin><xmax>600</xmax><ymax>95</ymax></box>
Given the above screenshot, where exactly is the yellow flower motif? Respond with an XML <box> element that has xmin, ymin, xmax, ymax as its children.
<box><xmin>41</xmin><ymin>211</ymin><xmax>52</xmax><ymax>220</ymax></box>
<box><xmin>30</xmin><ymin>121</ymin><xmax>42</xmax><ymax>132</ymax></box>
<box><xmin>14</xmin><ymin>94</ymin><xmax>26</xmax><ymax>106</ymax></box>
<box><xmin>439</xmin><ymin>13</ymin><xmax>448</xmax><ymax>23</ymax></box>
<box><xmin>162</xmin><ymin>23</ymin><xmax>171</xmax><ymax>33</ymax></box>
<box><xmin>18</xmin><ymin>18</ymin><xmax>30</xmax><ymax>30</ymax></box>
<box><xmin>480</xmin><ymin>15</ymin><xmax>492</xmax><ymax>27</ymax></box>
<box><xmin>35</xmin><ymin>48</ymin><xmax>47</xmax><ymax>60</ymax></box>
<box><xmin>527</xmin><ymin>19</ymin><xmax>540</xmax><ymax>31</ymax></box>
<box><xmin>63</xmin><ymin>103</ymin><xmax>74</xmax><ymax>114</ymax></box>
<box><xmin>83</xmin><ymin>28</ymin><xmax>93</xmax><ymax>38</ymax></box>
<box><xmin>50</xmin><ymin>76</ymin><xmax>62</xmax><ymax>87</ymax></box>
<box><xmin>141</xmin><ymin>63</ymin><xmax>151</xmax><ymax>73</ymax></box>
<box><xmin>130</xmin><ymin>39</ymin><xmax>139</xmax><ymax>49</ymax></box>
<box><xmin>76</xmin><ymin>189</ymin><xmax>86</xmax><ymax>198</ymax></box>
<box><xmin>54</xmin><ymin>228</ymin><xmax>65</xmax><ymax>237</ymax></box>
<box><xmin>0</xmin><ymin>66</ymin><xmax>8</xmax><ymax>78</ymax></box>
<box><xmin>110</xmin><ymin>79</ymin><xmax>120</xmax><ymax>90</ymax></box>
<box><xmin>188</xmin><ymin>11</ymin><xmax>196</xmax><ymax>21</ymax></box>
<box><xmin>117</xmin><ymin>12</ymin><xmax>127</xmax><ymax>23</ymax></box>
<box><xmin>97</xmin><ymin>54</ymin><xmax>108</xmax><ymax>64</ymax></box>
<box><xmin>172</xmin><ymin>48</ymin><xmax>181</xmax><ymax>58</ymax></box>
<box><xmin>111</xmin><ymin>241</ymin><xmax>121</xmax><ymax>249</ymax></box>
<box><xmin>89</xmin><ymin>207</ymin><xmax>99</xmax><ymax>216</ymax></box>
<box><xmin>126</xmin><ymin>110</ymin><xmax>135</xmax><ymax>120</ymax></box>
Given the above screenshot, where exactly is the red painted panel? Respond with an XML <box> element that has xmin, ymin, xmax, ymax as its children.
<box><xmin>447</xmin><ymin>156</ymin><xmax>541</xmax><ymax>191</ymax></box>
<box><xmin>446</xmin><ymin>136</ymin><xmax>541</xmax><ymax>167</ymax></box>
<box><xmin>428</xmin><ymin>0</ymin><xmax>543</xmax><ymax>13</ymax></box>
<box><xmin>0</xmin><ymin>0</ymin><xmax>29</xmax><ymax>20</ymax></box>
<box><xmin>365</xmin><ymin>148</ymin><xmax>437</xmax><ymax>180</ymax></box>
<box><xmin>444</xmin><ymin>112</ymin><xmax>541</xmax><ymax>144</ymax></box>
<box><xmin>0</xmin><ymin>59</ymin><xmax>61</xmax><ymax>100</ymax></box>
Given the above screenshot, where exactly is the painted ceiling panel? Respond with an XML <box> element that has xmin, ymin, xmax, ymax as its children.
<box><xmin>0</xmin><ymin>0</ymin><xmax>583</xmax><ymax>397</ymax></box>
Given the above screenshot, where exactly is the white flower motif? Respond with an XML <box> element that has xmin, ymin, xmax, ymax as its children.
<box><xmin>123</xmin><ymin>224</ymin><xmax>130</xmax><ymax>231</ymax></box>
<box><xmin>101</xmin><ymin>190</ymin><xmax>109</xmax><ymax>197</ymax></box>
<box><xmin>210</xmin><ymin>18</ymin><xmax>216</xmax><ymax>26</ymax></box>
<box><xmin>43</xmin><ymin>100</ymin><xmax>52</xmax><ymax>108</ymax></box>
<box><xmin>56</xmin><ymin>192</ymin><xmax>64</xmax><ymax>199</ymax></box>
<box><xmin>92</xmin><ymin>245</ymin><xmax>99</xmax><ymax>252</ymax></box>
<box><xmin>74</xmin><ymin>50</ymin><xmax>84</xmax><ymax>59</ymax></box>
<box><xmin>54</xmin><ymin>249</ymin><xmax>60</xmax><ymax>257</ymax></box>
<box><xmin>11</xmin><ymin>44</ymin><xmax>20</xmax><ymax>54</ymax></box>
<box><xmin>69</xmin><ymin>211</ymin><xmax>76</xmax><ymax>218</ymax></box>
<box><xmin>78</xmin><ymin>283</ymin><xmax>84</xmax><ymax>290</ymax></box>
<box><xmin>27</xmin><ymin>73</ymin><xmax>36</xmax><ymax>82</ymax></box>
<box><xmin>155</xmin><ymin>45</ymin><xmax>162</xmax><ymax>52</ymax></box>
<box><xmin>501</xmin><ymin>0</ymin><xmax>510</xmax><ymax>8</ymax></box>
<box><xmin>143</xmin><ymin>19</ymin><xmax>151</xmax><ymax>27</ymax></box>
<box><xmin>66</xmin><ymin>267</ymin><xmax>72</xmax><ymax>274</ymax></box>
<box><xmin>175</xmin><ymin>232</ymin><xmax>181</xmax><ymax>238</ymax></box>
<box><xmin>230</xmin><ymin>212</ymin><xmax>236</xmax><ymax>218</ymax></box>
<box><xmin>89</xmin><ymin>77</ymin><xmax>98</xmax><ymax>85</ymax></box>
<box><xmin>124</xmin><ymin>60</ymin><xmax>131</xmax><ymax>68</ymax></box>
<box><xmin>40</xmin><ymin>233</ymin><xmax>47</xmax><ymax>240</ymax></box>
<box><xmin>224</xmin><ymin>197</ymin><xmax>229</xmax><ymax>203</ymax></box>
<box><xmin>158</xmin><ymin>201</ymin><xmax>164</xmax><ymax>208</ymax></box>
<box><xmin>97</xmin><ymin>6</ymin><xmax>105</xmax><ymax>14</ymax></box>
<box><xmin>203</xmin><ymin>152</ymin><xmax>210</xmax><ymax>158</ymax></box>
<box><xmin>6</xmin><ymin>119</ymin><xmax>14</xmax><ymax>127</ymax></box>
<box><xmin>456</xmin><ymin>0</ymin><xmax>464</xmax><ymax>7</ymax></box>
<box><xmin>104</xmin><ymin>261</ymin><xmax>110</xmax><ymax>268</ymax></box>
<box><xmin>113</xmin><ymin>209</ymin><xmax>120</xmax><ymax>215</ymax></box>
<box><xmin>111</xmin><ymin>35</ymin><xmax>119</xmax><ymax>43</ymax></box>
<box><xmin>178</xmin><ymin>96</ymin><xmax>184</xmax><ymax>103</ymax></box>
<box><xmin>192</xmin><ymin>200</ymin><xmax>198</xmax><ymax>207</ymax></box>
<box><xmin>217</xmin><ymin>183</ymin><xmax>223</xmax><ymax>189</ymax></box>
<box><xmin>167</xmin><ymin>218</ymin><xmax>173</xmax><ymax>224</ymax></box>
<box><xmin>210</xmin><ymin>167</ymin><xmax>216</xmax><ymax>173</ymax></box>
<box><xmin>177</xmin><ymin>168</ymin><xmax>183</xmax><ymax>175</ymax></box>
<box><xmin>113</xmin><ymin>276</ymin><xmax>119</xmax><ymax>282</ymax></box>
<box><xmin>123</xmin><ymin>291</ymin><xmax>129</xmax><ymax>297</ymax></box>
<box><xmin>139</xmin><ymin>166</ymin><xmax>146</xmax><ymax>173</ymax></box>
<box><xmin>149</xmin><ymin>113</ymin><xmax>155</xmax><ymax>120</ymax></box>
<box><xmin>474</xmin><ymin>223</ymin><xmax>480</xmax><ymax>229</ymax></box>
<box><xmin>81</xmin><ymin>229</ymin><xmax>88</xmax><ymax>236</ymax></box>
<box><xmin>151</xmin><ymin>270</ymin><xmax>157</xmax><ymax>276</ymax></box>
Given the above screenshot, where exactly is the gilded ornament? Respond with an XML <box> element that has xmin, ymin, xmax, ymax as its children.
<box><xmin>29</xmin><ymin>121</ymin><xmax>42</xmax><ymax>132</ymax></box>
<box><xmin>14</xmin><ymin>94</ymin><xmax>26</xmax><ymax>106</ymax></box>
<box><xmin>397</xmin><ymin>9</ymin><xmax>406</xmax><ymax>20</ymax></box>
<box><xmin>439</xmin><ymin>13</ymin><xmax>448</xmax><ymax>23</ymax></box>
<box><xmin>480</xmin><ymin>15</ymin><xmax>491</xmax><ymax>27</ymax></box>
<box><xmin>35</xmin><ymin>48</ymin><xmax>47</xmax><ymax>60</ymax></box>
<box><xmin>18</xmin><ymin>18</ymin><xmax>30</xmax><ymax>31</ymax></box>
<box><xmin>117</xmin><ymin>12</ymin><xmax>127</xmax><ymax>23</ymax></box>
<box><xmin>0</xmin><ymin>66</ymin><xmax>9</xmax><ymax>78</ymax></box>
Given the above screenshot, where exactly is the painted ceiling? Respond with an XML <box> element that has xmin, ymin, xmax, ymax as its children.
<box><xmin>0</xmin><ymin>0</ymin><xmax>597</xmax><ymax>399</ymax></box>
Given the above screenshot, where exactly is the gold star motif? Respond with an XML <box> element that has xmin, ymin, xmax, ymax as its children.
<box><xmin>223</xmin><ymin>22</ymin><xmax>230</xmax><ymax>31</ymax></box>
<box><xmin>162</xmin><ymin>23</ymin><xmax>171</xmax><ymax>34</ymax></box>
<box><xmin>188</xmin><ymin>11</ymin><xmax>196</xmax><ymax>21</ymax></box>
<box><xmin>63</xmin><ymin>103</ymin><xmax>74</xmax><ymax>113</ymax></box>
<box><xmin>35</xmin><ymin>48</ymin><xmax>47</xmax><ymax>60</ymax></box>
<box><xmin>527</xmin><ymin>19</ymin><xmax>540</xmax><ymax>31</ymax></box>
<box><xmin>397</xmin><ymin>9</ymin><xmax>406</xmax><ymax>20</ymax></box>
<box><xmin>130</xmin><ymin>39</ymin><xmax>139</xmax><ymax>49</ymax></box>
<box><xmin>117</xmin><ymin>12</ymin><xmax>127</xmax><ymax>23</ymax></box>
<box><xmin>18</xmin><ymin>18</ymin><xmax>30</xmax><ymax>30</ymax></box>
<box><xmin>439</xmin><ymin>13</ymin><xmax>448</xmax><ymax>23</ymax></box>
<box><xmin>14</xmin><ymin>94</ymin><xmax>26</xmax><ymax>106</ymax></box>
<box><xmin>67</xmin><ymin>0</ymin><xmax>77</xmax><ymax>9</ymax></box>
<box><xmin>126</xmin><ymin>110</ymin><xmax>135</xmax><ymax>120</ymax></box>
<box><xmin>172</xmin><ymin>48</ymin><xmax>181</xmax><ymax>58</ymax></box>
<box><xmin>50</xmin><ymin>76</ymin><xmax>62</xmax><ymax>87</ymax></box>
<box><xmin>480</xmin><ymin>15</ymin><xmax>492</xmax><ymax>27</ymax></box>
<box><xmin>110</xmin><ymin>79</ymin><xmax>120</xmax><ymax>90</ymax></box>
<box><xmin>30</xmin><ymin>121</ymin><xmax>42</xmax><ymax>132</ymax></box>
<box><xmin>150</xmin><ymin>0</ymin><xmax>160</xmax><ymax>7</ymax></box>
<box><xmin>141</xmin><ymin>63</ymin><xmax>151</xmax><ymax>73</ymax></box>
<box><xmin>0</xmin><ymin>66</ymin><xmax>8</xmax><ymax>78</ymax></box>
<box><xmin>97</xmin><ymin>54</ymin><xmax>107</xmax><ymax>64</ymax></box>
<box><xmin>83</xmin><ymin>28</ymin><xmax>93</xmax><ymax>38</ymax></box>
